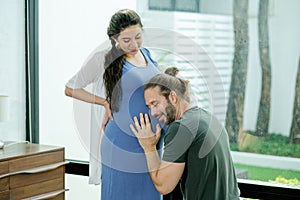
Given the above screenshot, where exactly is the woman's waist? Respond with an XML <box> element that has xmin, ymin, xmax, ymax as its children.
<box><xmin>104</xmin><ymin>120</ymin><xmax>142</xmax><ymax>150</ymax></box>
<box><xmin>104</xmin><ymin>119</ymin><xmax>163</xmax><ymax>151</ymax></box>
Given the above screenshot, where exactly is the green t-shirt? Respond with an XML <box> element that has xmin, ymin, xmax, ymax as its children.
<box><xmin>162</xmin><ymin>107</ymin><xmax>240</xmax><ymax>200</ymax></box>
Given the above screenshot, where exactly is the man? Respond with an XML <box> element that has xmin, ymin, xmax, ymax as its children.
<box><xmin>130</xmin><ymin>67</ymin><xmax>240</xmax><ymax>200</ymax></box>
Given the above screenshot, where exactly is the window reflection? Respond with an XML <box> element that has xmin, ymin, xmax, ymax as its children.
<box><xmin>140</xmin><ymin>0</ymin><xmax>300</xmax><ymax>186</ymax></box>
<box><xmin>38</xmin><ymin>0</ymin><xmax>300</xmax><ymax>189</ymax></box>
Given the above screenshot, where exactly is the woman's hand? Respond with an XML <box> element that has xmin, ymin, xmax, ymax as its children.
<box><xmin>102</xmin><ymin>101</ymin><xmax>113</xmax><ymax>131</ymax></box>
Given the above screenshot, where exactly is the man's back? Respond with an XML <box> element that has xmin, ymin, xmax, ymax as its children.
<box><xmin>163</xmin><ymin>107</ymin><xmax>240</xmax><ymax>200</ymax></box>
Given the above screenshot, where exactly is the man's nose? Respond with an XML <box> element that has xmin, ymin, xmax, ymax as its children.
<box><xmin>150</xmin><ymin>107</ymin><xmax>157</xmax><ymax>117</ymax></box>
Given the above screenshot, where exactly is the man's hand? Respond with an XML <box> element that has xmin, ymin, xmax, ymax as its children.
<box><xmin>130</xmin><ymin>113</ymin><xmax>161</xmax><ymax>152</ymax></box>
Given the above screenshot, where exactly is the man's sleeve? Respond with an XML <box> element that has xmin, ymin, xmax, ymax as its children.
<box><xmin>162</xmin><ymin>122</ymin><xmax>195</xmax><ymax>163</ymax></box>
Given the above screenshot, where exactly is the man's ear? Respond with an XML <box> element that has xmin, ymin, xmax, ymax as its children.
<box><xmin>168</xmin><ymin>91</ymin><xmax>178</xmax><ymax>105</ymax></box>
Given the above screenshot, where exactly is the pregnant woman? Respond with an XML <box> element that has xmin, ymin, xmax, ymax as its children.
<box><xmin>65</xmin><ymin>9</ymin><xmax>163</xmax><ymax>200</ymax></box>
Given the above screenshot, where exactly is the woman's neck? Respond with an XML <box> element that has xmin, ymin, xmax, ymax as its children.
<box><xmin>125</xmin><ymin>50</ymin><xmax>147</xmax><ymax>67</ymax></box>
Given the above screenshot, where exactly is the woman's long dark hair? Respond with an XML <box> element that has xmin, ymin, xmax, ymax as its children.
<box><xmin>103</xmin><ymin>9</ymin><xmax>143</xmax><ymax>112</ymax></box>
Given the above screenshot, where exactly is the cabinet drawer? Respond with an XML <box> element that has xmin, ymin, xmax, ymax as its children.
<box><xmin>48</xmin><ymin>193</ymin><xmax>64</xmax><ymax>200</ymax></box>
<box><xmin>23</xmin><ymin>190</ymin><xmax>67</xmax><ymax>200</ymax></box>
<box><xmin>0</xmin><ymin>161</ymin><xmax>9</xmax><ymax>192</ymax></box>
<box><xmin>0</xmin><ymin>190</ymin><xmax>9</xmax><ymax>200</ymax></box>
<box><xmin>0</xmin><ymin>161</ymin><xmax>8</xmax><ymax>174</ymax></box>
<box><xmin>10</xmin><ymin>177</ymin><xmax>64</xmax><ymax>199</ymax></box>
<box><xmin>9</xmin><ymin>150</ymin><xmax>64</xmax><ymax>172</ymax></box>
<box><xmin>10</xmin><ymin>166</ymin><xmax>65</xmax><ymax>189</ymax></box>
<box><xmin>0</xmin><ymin>177</ymin><xmax>9</xmax><ymax>192</ymax></box>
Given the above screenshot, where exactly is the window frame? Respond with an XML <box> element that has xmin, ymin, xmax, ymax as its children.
<box><xmin>149</xmin><ymin>0</ymin><xmax>200</xmax><ymax>13</ymax></box>
<box><xmin>25</xmin><ymin>0</ymin><xmax>39</xmax><ymax>143</ymax></box>
<box><xmin>26</xmin><ymin>1</ymin><xmax>300</xmax><ymax>199</ymax></box>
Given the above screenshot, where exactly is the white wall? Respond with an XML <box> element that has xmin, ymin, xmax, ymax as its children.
<box><xmin>200</xmin><ymin>0</ymin><xmax>300</xmax><ymax>136</ymax></box>
<box><xmin>201</xmin><ymin>0</ymin><xmax>233</xmax><ymax>15</ymax></box>
<box><xmin>39</xmin><ymin>0</ymin><xmax>136</xmax><ymax>160</ymax></box>
<box><xmin>268</xmin><ymin>0</ymin><xmax>300</xmax><ymax>135</ymax></box>
<box><xmin>0</xmin><ymin>0</ymin><xmax>26</xmax><ymax>142</ymax></box>
<box><xmin>244</xmin><ymin>0</ymin><xmax>300</xmax><ymax>135</ymax></box>
<box><xmin>39</xmin><ymin>0</ymin><xmax>136</xmax><ymax>199</ymax></box>
<box><xmin>140</xmin><ymin>11</ymin><xmax>234</xmax><ymax>124</ymax></box>
<box><xmin>141</xmin><ymin>0</ymin><xmax>300</xmax><ymax>136</ymax></box>
<box><xmin>65</xmin><ymin>174</ymin><xmax>100</xmax><ymax>199</ymax></box>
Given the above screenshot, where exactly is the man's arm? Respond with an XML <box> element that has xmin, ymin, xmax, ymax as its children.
<box><xmin>144</xmin><ymin>148</ymin><xmax>185</xmax><ymax>194</ymax></box>
<box><xmin>130</xmin><ymin>113</ymin><xmax>185</xmax><ymax>194</ymax></box>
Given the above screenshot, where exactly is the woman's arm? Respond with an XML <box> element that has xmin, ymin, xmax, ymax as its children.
<box><xmin>65</xmin><ymin>87</ymin><xmax>113</xmax><ymax>123</ymax></box>
<box><xmin>65</xmin><ymin>86</ymin><xmax>108</xmax><ymax>107</ymax></box>
<box><xmin>65</xmin><ymin>46</ymin><xmax>113</xmax><ymax>126</ymax></box>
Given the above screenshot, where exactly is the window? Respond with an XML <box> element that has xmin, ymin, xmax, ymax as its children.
<box><xmin>149</xmin><ymin>0</ymin><xmax>200</xmax><ymax>13</ymax></box>
<box><xmin>141</xmin><ymin>0</ymin><xmax>300</xmax><ymax>198</ymax></box>
<box><xmin>30</xmin><ymin>0</ymin><xmax>300</xmax><ymax>199</ymax></box>
<box><xmin>0</xmin><ymin>0</ymin><xmax>26</xmax><ymax>143</ymax></box>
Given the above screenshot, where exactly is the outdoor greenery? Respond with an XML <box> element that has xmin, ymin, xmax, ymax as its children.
<box><xmin>233</xmin><ymin>132</ymin><xmax>300</xmax><ymax>193</ymax></box>
<box><xmin>234</xmin><ymin>164</ymin><xmax>300</xmax><ymax>183</ymax></box>
<box><xmin>230</xmin><ymin>132</ymin><xmax>300</xmax><ymax>158</ymax></box>
<box><xmin>270</xmin><ymin>176</ymin><xmax>300</xmax><ymax>186</ymax></box>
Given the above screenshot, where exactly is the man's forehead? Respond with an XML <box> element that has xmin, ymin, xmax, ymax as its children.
<box><xmin>145</xmin><ymin>86</ymin><xmax>160</xmax><ymax>95</ymax></box>
<box><xmin>145</xmin><ymin>87</ymin><xmax>161</xmax><ymax>101</ymax></box>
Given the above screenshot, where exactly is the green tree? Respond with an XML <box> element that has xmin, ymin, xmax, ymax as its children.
<box><xmin>225</xmin><ymin>0</ymin><xmax>249</xmax><ymax>143</ymax></box>
<box><xmin>289</xmin><ymin>56</ymin><xmax>300</xmax><ymax>144</ymax></box>
<box><xmin>255</xmin><ymin>0</ymin><xmax>272</xmax><ymax>137</ymax></box>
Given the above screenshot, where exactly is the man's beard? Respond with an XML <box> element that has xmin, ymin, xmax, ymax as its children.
<box><xmin>165</xmin><ymin>102</ymin><xmax>176</xmax><ymax>125</ymax></box>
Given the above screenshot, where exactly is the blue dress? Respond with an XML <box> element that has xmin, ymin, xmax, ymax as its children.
<box><xmin>101</xmin><ymin>48</ymin><xmax>163</xmax><ymax>200</ymax></box>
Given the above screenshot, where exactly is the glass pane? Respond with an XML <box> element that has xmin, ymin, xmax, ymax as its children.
<box><xmin>0</xmin><ymin>0</ymin><xmax>26</xmax><ymax>144</ymax></box>
<box><xmin>39</xmin><ymin>0</ymin><xmax>137</xmax><ymax>161</ymax></box>
<box><xmin>149</xmin><ymin>0</ymin><xmax>173</xmax><ymax>10</ymax></box>
<box><xmin>140</xmin><ymin>0</ymin><xmax>300</xmax><ymax>190</ymax></box>
<box><xmin>175</xmin><ymin>0</ymin><xmax>199</xmax><ymax>12</ymax></box>
<box><xmin>39</xmin><ymin>0</ymin><xmax>300</xmax><ymax>198</ymax></box>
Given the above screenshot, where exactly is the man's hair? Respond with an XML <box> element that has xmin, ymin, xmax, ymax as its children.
<box><xmin>144</xmin><ymin>67</ymin><xmax>190</xmax><ymax>103</ymax></box>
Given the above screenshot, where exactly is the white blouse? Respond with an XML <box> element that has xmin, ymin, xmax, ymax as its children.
<box><xmin>66</xmin><ymin>41</ymin><xmax>111</xmax><ymax>185</ymax></box>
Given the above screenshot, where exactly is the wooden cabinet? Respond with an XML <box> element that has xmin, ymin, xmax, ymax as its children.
<box><xmin>0</xmin><ymin>143</ymin><xmax>68</xmax><ymax>200</ymax></box>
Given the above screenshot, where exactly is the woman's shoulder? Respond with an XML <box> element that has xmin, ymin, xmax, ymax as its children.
<box><xmin>140</xmin><ymin>47</ymin><xmax>152</xmax><ymax>55</ymax></box>
<box><xmin>82</xmin><ymin>41</ymin><xmax>111</xmax><ymax>65</ymax></box>
<box><xmin>140</xmin><ymin>47</ymin><xmax>157</xmax><ymax>66</ymax></box>
<box><xmin>91</xmin><ymin>41</ymin><xmax>111</xmax><ymax>57</ymax></box>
